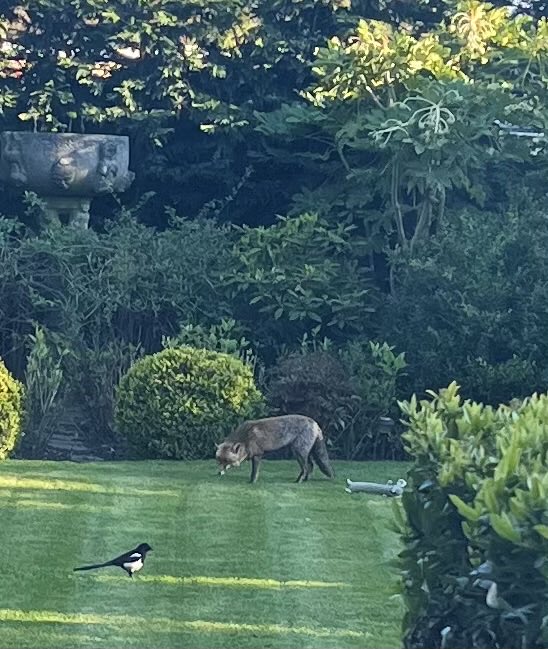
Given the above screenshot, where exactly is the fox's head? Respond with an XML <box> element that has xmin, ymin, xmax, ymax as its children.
<box><xmin>216</xmin><ymin>442</ymin><xmax>247</xmax><ymax>475</ymax></box>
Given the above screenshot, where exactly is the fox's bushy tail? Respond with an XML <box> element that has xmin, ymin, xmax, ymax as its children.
<box><xmin>310</xmin><ymin>437</ymin><xmax>334</xmax><ymax>478</ymax></box>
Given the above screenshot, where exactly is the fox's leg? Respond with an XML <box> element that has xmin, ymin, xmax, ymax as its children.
<box><xmin>294</xmin><ymin>452</ymin><xmax>309</xmax><ymax>483</ymax></box>
<box><xmin>306</xmin><ymin>456</ymin><xmax>314</xmax><ymax>479</ymax></box>
<box><xmin>292</xmin><ymin>436</ymin><xmax>316</xmax><ymax>482</ymax></box>
<box><xmin>299</xmin><ymin>456</ymin><xmax>314</xmax><ymax>481</ymax></box>
<box><xmin>250</xmin><ymin>456</ymin><xmax>262</xmax><ymax>483</ymax></box>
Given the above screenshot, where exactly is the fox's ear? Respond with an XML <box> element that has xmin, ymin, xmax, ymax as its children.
<box><xmin>215</xmin><ymin>443</ymin><xmax>221</xmax><ymax>449</ymax></box>
<box><xmin>233</xmin><ymin>443</ymin><xmax>242</xmax><ymax>454</ymax></box>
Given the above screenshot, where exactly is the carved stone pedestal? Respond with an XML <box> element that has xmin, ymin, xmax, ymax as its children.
<box><xmin>43</xmin><ymin>196</ymin><xmax>91</xmax><ymax>229</ymax></box>
<box><xmin>0</xmin><ymin>131</ymin><xmax>134</xmax><ymax>228</ymax></box>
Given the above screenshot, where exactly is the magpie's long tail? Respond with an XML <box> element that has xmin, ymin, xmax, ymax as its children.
<box><xmin>73</xmin><ymin>560</ymin><xmax>114</xmax><ymax>572</ymax></box>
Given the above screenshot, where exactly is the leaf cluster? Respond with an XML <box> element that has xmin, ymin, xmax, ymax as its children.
<box><xmin>0</xmin><ymin>356</ymin><xmax>23</xmax><ymax>459</ymax></box>
<box><xmin>398</xmin><ymin>381</ymin><xmax>548</xmax><ymax>648</ymax></box>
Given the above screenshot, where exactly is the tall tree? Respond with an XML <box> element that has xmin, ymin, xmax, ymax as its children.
<box><xmin>254</xmin><ymin>1</ymin><xmax>548</xmax><ymax>286</ymax></box>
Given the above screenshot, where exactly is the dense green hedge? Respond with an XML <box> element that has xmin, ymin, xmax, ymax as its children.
<box><xmin>398</xmin><ymin>382</ymin><xmax>548</xmax><ymax>649</ymax></box>
<box><xmin>381</xmin><ymin>206</ymin><xmax>548</xmax><ymax>404</ymax></box>
<box><xmin>115</xmin><ymin>346</ymin><xmax>265</xmax><ymax>459</ymax></box>
<box><xmin>0</xmin><ymin>358</ymin><xmax>24</xmax><ymax>459</ymax></box>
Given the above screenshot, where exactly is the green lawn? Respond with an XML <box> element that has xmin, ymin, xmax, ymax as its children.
<box><xmin>0</xmin><ymin>459</ymin><xmax>407</xmax><ymax>648</ymax></box>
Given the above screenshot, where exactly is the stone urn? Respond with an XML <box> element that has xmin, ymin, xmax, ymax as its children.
<box><xmin>0</xmin><ymin>131</ymin><xmax>134</xmax><ymax>228</ymax></box>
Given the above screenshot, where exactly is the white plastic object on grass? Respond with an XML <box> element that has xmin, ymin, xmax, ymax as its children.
<box><xmin>345</xmin><ymin>477</ymin><xmax>407</xmax><ymax>496</ymax></box>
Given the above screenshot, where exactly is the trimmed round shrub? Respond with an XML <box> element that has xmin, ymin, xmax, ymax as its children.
<box><xmin>115</xmin><ymin>346</ymin><xmax>265</xmax><ymax>459</ymax></box>
<box><xmin>0</xmin><ymin>359</ymin><xmax>24</xmax><ymax>460</ymax></box>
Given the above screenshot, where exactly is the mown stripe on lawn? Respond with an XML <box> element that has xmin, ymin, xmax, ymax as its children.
<box><xmin>0</xmin><ymin>609</ymin><xmax>368</xmax><ymax>640</ymax></box>
<box><xmin>0</xmin><ymin>496</ymin><xmax>109</xmax><ymax>513</ymax></box>
<box><xmin>64</xmin><ymin>468</ymin><xmax>191</xmax><ymax>619</ymax></box>
<box><xmin>0</xmin><ymin>476</ymin><xmax>101</xmax><ymax>615</ymax></box>
<box><xmin>0</xmin><ymin>474</ymin><xmax>178</xmax><ymax>497</ymax></box>
<box><xmin>91</xmin><ymin>573</ymin><xmax>348</xmax><ymax>588</ymax></box>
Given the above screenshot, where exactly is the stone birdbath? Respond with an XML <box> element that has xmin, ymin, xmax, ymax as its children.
<box><xmin>0</xmin><ymin>131</ymin><xmax>134</xmax><ymax>228</ymax></box>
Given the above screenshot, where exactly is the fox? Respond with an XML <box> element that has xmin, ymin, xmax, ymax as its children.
<box><xmin>215</xmin><ymin>414</ymin><xmax>335</xmax><ymax>484</ymax></box>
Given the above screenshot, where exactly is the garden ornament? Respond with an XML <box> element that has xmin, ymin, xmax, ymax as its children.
<box><xmin>0</xmin><ymin>131</ymin><xmax>134</xmax><ymax>228</ymax></box>
<box><xmin>345</xmin><ymin>477</ymin><xmax>407</xmax><ymax>496</ymax></box>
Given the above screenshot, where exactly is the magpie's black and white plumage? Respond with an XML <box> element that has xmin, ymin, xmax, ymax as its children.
<box><xmin>73</xmin><ymin>543</ymin><xmax>152</xmax><ymax>578</ymax></box>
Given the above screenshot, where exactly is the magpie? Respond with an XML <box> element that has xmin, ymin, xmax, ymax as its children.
<box><xmin>73</xmin><ymin>543</ymin><xmax>152</xmax><ymax>578</ymax></box>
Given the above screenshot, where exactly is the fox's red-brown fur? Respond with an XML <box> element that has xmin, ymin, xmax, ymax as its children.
<box><xmin>216</xmin><ymin>415</ymin><xmax>334</xmax><ymax>483</ymax></box>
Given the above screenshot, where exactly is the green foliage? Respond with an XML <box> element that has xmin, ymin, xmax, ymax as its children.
<box><xmin>256</xmin><ymin>2</ymin><xmax>548</xmax><ymax>258</ymax></box>
<box><xmin>340</xmin><ymin>341</ymin><xmax>407</xmax><ymax>459</ymax></box>
<box><xmin>459</xmin><ymin>356</ymin><xmax>540</xmax><ymax>407</ymax></box>
<box><xmin>140</xmin><ymin>1</ymin><xmax>548</xmax><ymax>229</ymax></box>
<box><xmin>0</xmin><ymin>0</ymin><xmax>264</xmax><ymax>131</ymax></box>
<box><xmin>66</xmin><ymin>341</ymin><xmax>142</xmax><ymax>445</ymax></box>
<box><xmin>115</xmin><ymin>346</ymin><xmax>265</xmax><ymax>459</ymax></box>
<box><xmin>0</xmin><ymin>215</ymin><xmax>232</xmax><ymax>371</ymax></box>
<box><xmin>0</xmin><ymin>0</ymin><xmax>389</xmax><ymax>133</ymax></box>
<box><xmin>0</xmin><ymin>356</ymin><xmax>23</xmax><ymax>460</ymax></box>
<box><xmin>226</xmin><ymin>213</ymin><xmax>377</xmax><ymax>357</ymax></box>
<box><xmin>381</xmin><ymin>203</ymin><xmax>548</xmax><ymax>403</ymax></box>
<box><xmin>266</xmin><ymin>341</ymin><xmax>406</xmax><ymax>459</ymax></box>
<box><xmin>19</xmin><ymin>326</ymin><xmax>67</xmax><ymax>458</ymax></box>
<box><xmin>398</xmin><ymin>382</ymin><xmax>548</xmax><ymax>649</ymax></box>
<box><xmin>163</xmin><ymin>318</ymin><xmax>256</xmax><ymax>370</ymax></box>
<box><xmin>267</xmin><ymin>349</ymin><xmax>358</xmax><ymax>457</ymax></box>
<box><xmin>0</xmin><ymin>214</ymin><xmax>233</xmax><ymax>448</ymax></box>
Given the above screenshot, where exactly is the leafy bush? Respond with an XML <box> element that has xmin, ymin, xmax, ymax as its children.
<box><xmin>340</xmin><ymin>341</ymin><xmax>407</xmax><ymax>459</ymax></box>
<box><xmin>162</xmin><ymin>318</ymin><xmax>266</xmax><ymax>403</ymax></box>
<box><xmin>115</xmin><ymin>346</ymin><xmax>265</xmax><ymax>459</ymax></box>
<box><xmin>398</xmin><ymin>382</ymin><xmax>548</xmax><ymax>649</ymax></box>
<box><xmin>0</xmin><ymin>357</ymin><xmax>24</xmax><ymax>460</ymax></box>
<box><xmin>19</xmin><ymin>327</ymin><xmax>67</xmax><ymax>458</ymax></box>
<box><xmin>266</xmin><ymin>348</ymin><xmax>358</xmax><ymax>458</ymax></box>
<box><xmin>382</xmin><ymin>205</ymin><xmax>548</xmax><ymax>403</ymax></box>
<box><xmin>67</xmin><ymin>341</ymin><xmax>142</xmax><ymax>446</ymax></box>
<box><xmin>226</xmin><ymin>213</ymin><xmax>377</xmax><ymax>360</ymax></box>
<box><xmin>458</xmin><ymin>356</ymin><xmax>540</xmax><ymax>407</ymax></box>
<box><xmin>267</xmin><ymin>342</ymin><xmax>407</xmax><ymax>459</ymax></box>
<box><xmin>0</xmin><ymin>0</ymin><xmax>262</xmax><ymax>131</ymax></box>
<box><xmin>163</xmin><ymin>318</ymin><xmax>257</xmax><ymax>371</ymax></box>
<box><xmin>0</xmin><ymin>216</ymin><xmax>233</xmax><ymax>373</ymax></box>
